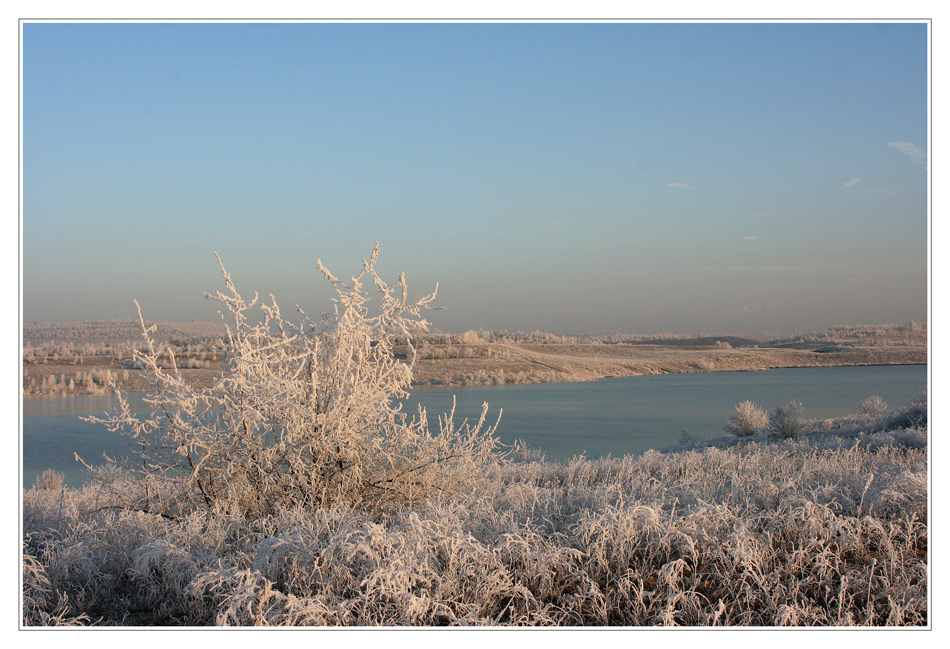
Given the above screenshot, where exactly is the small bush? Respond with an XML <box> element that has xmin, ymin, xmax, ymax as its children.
<box><xmin>725</xmin><ymin>401</ymin><xmax>769</xmax><ymax>436</ymax></box>
<box><xmin>861</xmin><ymin>395</ymin><xmax>889</xmax><ymax>414</ymax></box>
<box><xmin>770</xmin><ymin>401</ymin><xmax>806</xmax><ymax>439</ymax></box>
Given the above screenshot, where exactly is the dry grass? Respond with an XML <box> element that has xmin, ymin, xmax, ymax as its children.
<box><xmin>23</xmin><ymin>399</ymin><xmax>927</xmax><ymax>627</ymax></box>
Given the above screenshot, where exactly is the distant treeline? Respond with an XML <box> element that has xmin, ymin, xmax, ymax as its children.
<box><xmin>24</xmin><ymin>320</ymin><xmax>926</xmax><ymax>355</ymax></box>
<box><xmin>23</xmin><ymin>319</ymin><xmax>203</xmax><ymax>342</ymax></box>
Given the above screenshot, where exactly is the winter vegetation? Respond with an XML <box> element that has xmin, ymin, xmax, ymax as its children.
<box><xmin>761</xmin><ymin>322</ymin><xmax>927</xmax><ymax>349</ymax></box>
<box><xmin>419</xmin><ymin>322</ymin><xmax>927</xmax><ymax>350</ymax></box>
<box><xmin>724</xmin><ymin>401</ymin><xmax>770</xmax><ymax>437</ymax></box>
<box><xmin>724</xmin><ymin>400</ymin><xmax>837</xmax><ymax>440</ymax></box>
<box><xmin>22</xmin><ymin>368</ymin><xmax>119</xmax><ymax>396</ymax></box>
<box><xmin>23</xmin><ymin>395</ymin><xmax>927</xmax><ymax>626</ymax></box>
<box><xmin>21</xmin><ymin>247</ymin><xmax>928</xmax><ymax>626</ymax></box>
<box><xmin>23</xmin><ymin>319</ymin><xmax>209</xmax><ymax>343</ymax></box>
<box><xmin>862</xmin><ymin>395</ymin><xmax>890</xmax><ymax>414</ymax></box>
<box><xmin>769</xmin><ymin>401</ymin><xmax>808</xmax><ymax>439</ymax></box>
<box><xmin>23</xmin><ymin>337</ymin><xmax>223</xmax><ymax>396</ymax></box>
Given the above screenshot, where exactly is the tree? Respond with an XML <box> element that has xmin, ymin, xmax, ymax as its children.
<box><xmin>85</xmin><ymin>244</ymin><xmax>503</xmax><ymax>517</ymax></box>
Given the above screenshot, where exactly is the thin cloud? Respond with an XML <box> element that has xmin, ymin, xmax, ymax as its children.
<box><xmin>740</xmin><ymin>235</ymin><xmax>759</xmax><ymax>241</ymax></box>
<box><xmin>889</xmin><ymin>141</ymin><xmax>926</xmax><ymax>162</ymax></box>
<box><xmin>668</xmin><ymin>182</ymin><xmax>691</xmax><ymax>188</ymax></box>
<box><xmin>842</xmin><ymin>178</ymin><xmax>863</xmax><ymax>189</ymax></box>
<box><xmin>725</xmin><ymin>263</ymin><xmax>838</xmax><ymax>274</ymax></box>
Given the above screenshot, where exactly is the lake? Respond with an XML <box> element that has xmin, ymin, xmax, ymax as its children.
<box><xmin>22</xmin><ymin>364</ymin><xmax>927</xmax><ymax>488</ymax></box>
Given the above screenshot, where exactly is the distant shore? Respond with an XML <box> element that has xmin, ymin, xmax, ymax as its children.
<box><xmin>23</xmin><ymin>339</ymin><xmax>926</xmax><ymax>396</ymax></box>
<box><xmin>409</xmin><ymin>342</ymin><xmax>926</xmax><ymax>386</ymax></box>
<box><xmin>22</xmin><ymin>320</ymin><xmax>927</xmax><ymax>396</ymax></box>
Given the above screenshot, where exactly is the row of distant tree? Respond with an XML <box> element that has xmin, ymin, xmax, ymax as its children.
<box><xmin>24</xmin><ymin>319</ymin><xmax>197</xmax><ymax>342</ymax></box>
<box><xmin>761</xmin><ymin>322</ymin><xmax>926</xmax><ymax>348</ymax></box>
<box><xmin>23</xmin><ymin>319</ymin><xmax>926</xmax><ymax>361</ymax></box>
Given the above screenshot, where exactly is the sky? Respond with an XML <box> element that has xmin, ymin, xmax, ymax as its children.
<box><xmin>21</xmin><ymin>21</ymin><xmax>929</xmax><ymax>335</ymax></box>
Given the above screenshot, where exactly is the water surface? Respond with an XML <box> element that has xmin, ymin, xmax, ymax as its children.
<box><xmin>23</xmin><ymin>364</ymin><xmax>927</xmax><ymax>487</ymax></box>
<box><xmin>404</xmin><ymin>364</ymin><xmax>926</xmax><ymax>462</ymax></box>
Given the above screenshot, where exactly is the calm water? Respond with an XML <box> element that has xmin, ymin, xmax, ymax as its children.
<box><xmin>22</xmin><ymin>364</ymin><xmax>927</xmax><ymax>488</ymax></box>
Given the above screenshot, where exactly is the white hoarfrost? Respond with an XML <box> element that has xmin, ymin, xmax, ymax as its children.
<box><xmin>84</xmin><ymin>244</ymin><xmax>503</xmax><ymax>515</ymax></box>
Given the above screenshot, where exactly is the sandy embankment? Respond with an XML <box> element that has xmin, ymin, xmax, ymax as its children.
<box><xmin>409</xmin><ymin>342</ymin><xmax>927</xmax><ymax>386</ymax></box>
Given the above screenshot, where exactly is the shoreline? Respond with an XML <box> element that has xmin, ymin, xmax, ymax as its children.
<box><xmin>22</xmin><ymin>342</ymin><xmax>927</xmax><ymax>397</ymax></box>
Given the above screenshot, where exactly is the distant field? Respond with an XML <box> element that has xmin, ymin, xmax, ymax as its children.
<box><xmin>22</xmin><ymin>320</ymin><xmax>927</xmax><ymax>395</ymax></box>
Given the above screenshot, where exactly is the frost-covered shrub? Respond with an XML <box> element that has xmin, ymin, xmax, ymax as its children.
<box><xmin>861</xmin><ymin>395</ymin><xmax>889</xmax><ymax>414</ymax></box>
<box><xmin>770</xmin><ymin>401</ymin><xmax>806</xmax><ymax>439</ymax></box>
<box><xmin>84</xmin><ymin>245</ymin><xmax>503</xmax><ymax>516</ymax></box>
<box><xmin>725</xmin><ymin>401</ymin><xmax>769</xmax><ymax>436</ymax></box>
<box><xmin>33</xmin><ymin>469</ymin><xmax>64</xmax><ymax>492</ymax></box>
<box><xmin>459</xmin><ymin>330</ymin><xmax>485</xmax><ymax>344</ymax></box>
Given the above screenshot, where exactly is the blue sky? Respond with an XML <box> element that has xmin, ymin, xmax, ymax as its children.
<box><xmin>21</xmin><ymin>21</ymin><xmax>928</xmax><ymax>335</ymax></box>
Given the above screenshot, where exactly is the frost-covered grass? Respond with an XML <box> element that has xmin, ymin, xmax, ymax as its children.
<box><xmin>23</xmin><ymin>399</ymin><xmax>927</xmax><ymax>627</ymax></box>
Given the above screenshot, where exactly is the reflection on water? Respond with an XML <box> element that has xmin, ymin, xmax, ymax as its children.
<box><xmin>23</xmin><ymin>364</ymin><xmax>926</xmax><ymax>488</ymax></box>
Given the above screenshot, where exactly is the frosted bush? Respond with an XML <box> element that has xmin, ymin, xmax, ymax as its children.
<box><xmin>459</xmin><ymin>330</ymin><xmax>484</xmax><ymax>344</ymax></box>
<box><xmin>770</xmin><ymin>401</ymin><xmax>806</xmax><ymax>439</ymax></box>
<box><xmin>861</xmin><ymin>395</ymin><xmax>889</xmax><ymax>414</ymax></box>
<box><xmin>84</xmin><ymin>244</ymin><xmax>503</xmax><ymax>516</ymax></box>
<box><xmin>725</xmin><ymin>401</ymin><xmax>769</xmax><ymax>436</ymax></box>
<box><xmin>32</xmin><ymin>469</ymin><xmax>64</xmax><ymax>492</ymax></box>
